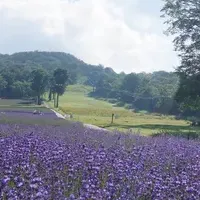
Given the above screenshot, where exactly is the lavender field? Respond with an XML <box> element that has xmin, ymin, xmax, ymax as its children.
<box><xmin>0</xmin><ymin>110</ymin><xmax>200</xmax><ymax>200</ymax></box>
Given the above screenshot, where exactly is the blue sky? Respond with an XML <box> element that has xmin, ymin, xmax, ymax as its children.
<box><xmin>0</xmin><ymin>0</ymin><xmax>178</xmax><ymax>73</ymax></box>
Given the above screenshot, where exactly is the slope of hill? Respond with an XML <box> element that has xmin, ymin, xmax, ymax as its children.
<box><xmin>0</xmin><ymin>51</ymin><xmax>116</xmax><ymax>84</ymax></box>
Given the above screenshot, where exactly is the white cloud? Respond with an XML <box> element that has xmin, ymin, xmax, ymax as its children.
<box><xmin>0</xmin><ymin>0</ymin><xmax>179</xmax><ymax>73</ymax></box>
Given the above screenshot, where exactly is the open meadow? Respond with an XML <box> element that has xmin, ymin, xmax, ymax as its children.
<box><xmin>47</xmin><ymin>85</ymin><xmax>199</xmax><ymax>137</ymax></box>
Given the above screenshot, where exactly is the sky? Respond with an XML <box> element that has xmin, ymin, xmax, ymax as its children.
<box><xmin>0</xmin><ymin>0</ymin><xmax>179</xmax><ymax>73</ymax></box>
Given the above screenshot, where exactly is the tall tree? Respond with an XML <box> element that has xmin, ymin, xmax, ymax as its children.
<box><xmin>87</xmin><ymin>71</ymin><xmax>101</xmax><ymax>92</ymax></box>
<box><xmin>121</xmin><ymin>73</ymin><xmax>140</xmax><ymax>94</ymax></box>
<box><xmin>48</xmin><ymin>75</ymin><xmax>55</xmax><ymax>101</ymax></box>
<box><xmin>161</xmin><ymin>0</ymin><xmax>200</xmax><ymax>108</ymax></box>
<box><xmin>31</xmin><ymin>69</ymin><xmax>48</xmax><ymax>105</ymax></box>
<box><xmin>53</xmin><ymin>68</ymin><xmax>68</xmax><ymax>108</ymax></box>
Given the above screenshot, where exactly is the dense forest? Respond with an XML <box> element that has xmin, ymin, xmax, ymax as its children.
<box><xmin>0</xmin><ymin>51</ymin><xmax>196</xmax><ymax>117</ymax></box>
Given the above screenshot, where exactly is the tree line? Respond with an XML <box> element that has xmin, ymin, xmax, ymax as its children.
<box><xmin>87</xmin><ymin>70</ymin><xmax>180</xmax><ymax>115</ymax></box>
<box><xmin>0</xmin><ymin>66</ymin><xmax>68</xmax><ymax>108</ymax></box>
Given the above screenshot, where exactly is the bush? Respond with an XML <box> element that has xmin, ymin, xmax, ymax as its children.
<box><xmin>124</xmin><ymin>104</ymin><xmax>133</xmax><ymax>109</ymax></box>
<box><xmin>139</xmin><ymin>110</ymin><xmax>149</xmax><ymax>115</ymax></box>
<box><xmin>115</xmin><ymin>101</ymin><xmax>125</xmax><ymax>107</ymax></box>
<box><xmin>152</xmin><ymin>131</ymin><xmax>200</xmax><ymax>140</ymax></box>
<box><xmin>108</xmin><ymin>99</ymin><xmax>118</xmax><ymax>104</ymax></box>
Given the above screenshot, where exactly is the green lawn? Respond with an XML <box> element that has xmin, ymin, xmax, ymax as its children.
<box><xmin>47</xmin><ymin>85</ymin><xmax>198</xmax><ymax>135</ymax></box>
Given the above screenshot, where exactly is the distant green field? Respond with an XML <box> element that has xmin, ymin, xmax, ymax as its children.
<box><xmin>47</xmin><ymin>85</ymin><xmax>199</xmax><ymax>136</ymax></box>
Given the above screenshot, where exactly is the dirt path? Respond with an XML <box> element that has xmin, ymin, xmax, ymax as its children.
<box><xmin>43</xmin><ymin>102</ymin><xmax>110</xmax><ymax>132</ymax></box>
<box><xmin>84</xmin><ymin>124</ymin><xmax>110</xmax><ymax>132</ymax></box>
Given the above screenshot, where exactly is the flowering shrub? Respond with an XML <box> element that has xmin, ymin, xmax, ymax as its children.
<box><xmin>0</xmin><ymin>123</ymin><xmax>199</xmax><ymax>199</ymax></box>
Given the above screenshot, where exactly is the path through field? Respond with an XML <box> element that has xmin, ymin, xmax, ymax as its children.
<box><xmin>44</xmin><ymin>101</ymin><xmax>110</xmax><ymax>132</ymax></box>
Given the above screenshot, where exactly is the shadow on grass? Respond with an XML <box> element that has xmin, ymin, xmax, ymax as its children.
<box><xmin>101</xmin><ymin>123</ymin><xmax>200</xmax><ymax>139</ymax></box>
<box><xmin>17</xmin><ymin>100</ymin><xmax>34</xmax><ymax>105</ymax></box>
<box><xmin>152</xmin><ymin>131</ymin><xmax>200</xmax><ymax>140</ymax></box>
<box><xmin>102</xmin><ymin>123</ymin><xmax>189</xmax><ymax>131</ymax></box>
<box><xmin>0</xmin><ymin>99</ymin><xmax>35</xmax><ymax>107</ymax></box>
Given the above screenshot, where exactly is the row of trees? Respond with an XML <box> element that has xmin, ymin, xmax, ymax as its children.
<box><xmin>87</xmin><ymin>70</ymin><xmax>180</xmax><ymax>115</ymax></box>
<box><xmin>48</xmin><ymin>68</ymin><xmax>68</xmax><ymax>107</ymax></box>
<box><xmin>0</xmin><ymin>66</ymin><xmax>68</xmax><ymax>108</ymax></box>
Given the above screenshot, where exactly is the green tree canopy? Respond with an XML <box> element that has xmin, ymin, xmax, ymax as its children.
<box><xmin>161</xmin><ymin>0</ymin><xmax>200</xmax><ymax>109</ymax></box>
<box><xmin>53</xmin><ymin>68</ymin><xmax>68</xmax><ymax>108</ymax></box>
<box><xmin>121</xmin><ymin>73</ymin><xmax>140</xmax><ymax>94</ymax></box>
<box><xmin>31</xmin><ymin>68</ymin><xmax>48</xmax><ymax>105</ymax></box>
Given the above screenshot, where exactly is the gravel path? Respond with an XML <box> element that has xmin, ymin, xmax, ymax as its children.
<box><xmin>43</xmin><ymin>102</ymin><xmax>110</xmax><ymax>132</ymax></box>
<box><xmin>50</xmin><ymin>109</ymin><xmax>66</xmax><ymax>119</ymax></box>
<box><xmin>84</xmin><ymin>124</ymin><xmax>110</xmax><ymax>132</ymax></box>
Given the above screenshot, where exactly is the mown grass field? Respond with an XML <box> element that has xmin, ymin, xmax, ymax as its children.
<box><xmin>48</xmin><ymin>85</ymin><xmax>199</xmax><ymax>136</ymax></box>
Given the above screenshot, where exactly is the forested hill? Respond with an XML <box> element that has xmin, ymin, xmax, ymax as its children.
<box><xmin>0</xmin><ymin>51</ymin><xmax>116</xmax><ymax>84</ymax></box>
<box><xmin>0</xmin><ymin>51</ymin><xmax>183</xmax><ymax>115</ymax></box>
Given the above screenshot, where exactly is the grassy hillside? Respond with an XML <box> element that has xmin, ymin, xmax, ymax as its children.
<box><xmin>47</xmin><ymin>85</ymin><xmax>195</xmax><ymax>135</ymax></box>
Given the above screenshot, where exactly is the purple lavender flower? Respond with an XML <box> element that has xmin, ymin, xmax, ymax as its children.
<box><xmin>0</xmin><ymin>123</ymin><xmax>199</xmax><ymax>199</ymax></box>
